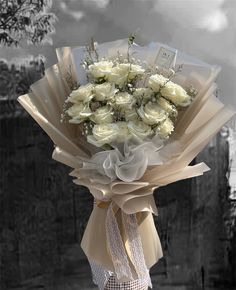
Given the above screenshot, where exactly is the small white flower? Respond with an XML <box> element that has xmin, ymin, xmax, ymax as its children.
<box><xmin>137</xmin><ymin>103</ymin><xmax>167</xmax><ymax>125</ymax></box>
<box><xmin>66</xmin><ymin>84</ymin><xmax>94</xmax><ymax>103</ymax></box>
<box><xmin>88</xmin><ymin>61</ymin><xmax>113</xmax><ymax>79</ymax></box>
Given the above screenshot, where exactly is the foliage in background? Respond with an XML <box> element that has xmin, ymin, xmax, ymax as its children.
<box><xmin>0</xmin><ymin>58</ymin><xmax>45</xmax><ymax>97</ymax></box>
<box><xmin>0</xmin><ymin>58</ymin><xmax>45</xmax><ymax>117</ymax></box>
<box><xmin>0</xmin><ymin>0</ymin><xmax>56</xmax><ymax>46</ymax></box>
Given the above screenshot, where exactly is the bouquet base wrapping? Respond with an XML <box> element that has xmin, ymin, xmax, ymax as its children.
<box><xmin>82</xmin><ymin>204</ymin><xmax>163</xmax><ymax>287</ymax></box>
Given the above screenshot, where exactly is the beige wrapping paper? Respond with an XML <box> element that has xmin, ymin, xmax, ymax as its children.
<box><xmin>81</xmin><ymin>206</ymin><xmax>163</xmax><ymax>280</ymax></box>
<box><xmin>17</xmin><ymin>40</ymin><xmax>236</xmax><ymax>282</ymax></box>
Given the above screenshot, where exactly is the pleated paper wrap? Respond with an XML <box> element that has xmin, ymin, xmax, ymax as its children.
<box><xmin>18</xmin><ymin>39</ymin><xmax>235</xmax><ymax>288</ymax></box>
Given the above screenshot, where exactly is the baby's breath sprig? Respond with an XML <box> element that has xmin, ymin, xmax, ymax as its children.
<box><xmin>60</xmin><ymin>101</ymin><xmax>71</xmax><ymax>123</ymax></box>
<box><xmin>155</xmin><ymin>63</ymin><xmax>183</xmax><ymax>81</ymax></box>
<box><xmin>157</xmin><ymin>64</ymin><xmax>183</xmax><ymax>92</ymax></box>
<box><xmin>142</xmin><ymin>69</ymin><xmax>152</xmax><ymax>88</ymax></box>
<box><xmin>91</xmin><ymin>37</ymin><xmax>99</xmax><ymax>62</ymax></box>
<box><xmin>128</xmin><ymin>33</ymin><xmax>136</xmax><ymax>46</ymax></box>
<box><xmin>81</xmin><ymin>56</ymin><xmax>94</xmax><ymax>70</ymax></box>
<box><xmin>65</xmin><ymin>65</ymin><xmax>79</xmax><ymax>91</ymax></box>
<box><xmin>126</xmin><ymin>82</ymin><xmax>136</xmax><ymax>94</ymax></box>
<box><xmin>82</xmin><ymin>121</ymin><xmax>94</xmax><ymax>136</ymax></box>
<box><xmin>84</xmin><ymin>37</ymin><xmax>99</xmax><ymax>66</ymax></box>
<box><xmin>127</xmin><ymin>32</ymin><xmax>137</xmax><ymax>62</ymax></box>
<box><xmin>149</xmin><ymin>92</ymin><xmax>160</xmax><ymax>104</ymax></box>
<box><xmin>116</xmin><ymin>51</ymin><xmax>124</xmax><ymax>64</ymax></box>
<box><xmin>83</xmin><ymin>48</ymin><xmax>94</xmax><ymax>67</ymax></box>
<box><xmin>134</xmin><ymin>91</ymin><xmax>146</xmax><ymax>107</ymax></box>
<box><xmin>187</xmin><ymin>85</ymin><xmax>198</xmax><ymax>100</ymax></box>
<box><xmin>168</xmin><ymin>64</ymin><xmax>183</xmax><ymax>80</ymax></box>
<box><xmin>113</xmin><ymin>107</ymin><xmax>125</xmax><ymax>122</ymax></box>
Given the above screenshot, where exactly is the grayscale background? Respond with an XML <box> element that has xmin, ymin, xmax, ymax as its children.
<box><xmin>0</xmin><ymin>1</ymin><xmax>236</xmax><ymax>289</ymax></box>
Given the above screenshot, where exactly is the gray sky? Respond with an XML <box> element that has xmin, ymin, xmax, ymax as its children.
<box><xmin>1</xmin><ymin>0</ymin><xmax>236</xmax><ymax>108</ymax></box>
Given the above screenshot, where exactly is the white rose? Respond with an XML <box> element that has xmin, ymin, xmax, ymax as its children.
<box><xmin>94</xmin><ymin>82</ymin><xmax>118</xmax><ymax>101</ymax></box>
<box><xmin>137</xmin><ymin>103</ymin><xmax>167</xmax><ymax>125</ymax></box>
<box><xmin>88</xmin><ymin>61</ymin><xmax>113</xmax><ymax>79</ymax></box>
<box><xmin>66</xmin><ymin>84</ymin><xmax>94</xmax><ymax>103</ymax></box>
<box><xmin>128</xmin><ymin>64</ymin><xmax>145</xmax><ymax>79</ymax></box>
<box><xmin>116</xmin><ymin>121</ymin><xmax>131</xmax><ymax>142</ymax></box>
<box><xmin>124</xmin><ymin>109</ymin><xmax>139</xmax><ymax>121</ymax></box>
<box><xmin>133</xmin><ymin>88</ymin><xmax>152</xmax><ymax>100</ymax></box>
<box><xmin>148</xmin><ymin>74</ymin><xmax>168</xmax><ymax>92</ymax></box>
<box><xmin>160</xmin><ymin>82</ymin><xmax>191</xmax><ymax>106</ymax></box>
<box><xmin>108</xmin><ymin>64</ymin><xmax>129</xmax><ymax>87</ymax></box>
<box><xmin>66</xmin><ymin>103</ymin><xmax>92</xmax><ymax>123</ymax></box>
<box><xmin>156</xmin><ymin>117</ymin><xmax>174</xmax><ymax>139</ymax></box>
<box><xmin>91</xmin><ymin>123</ymin><xmax>119</xmax><ymax>146</ymax></box>
<box><xmin>108</xmin><ymin>63</ymin><xmax>144</xmax><ymax>87</ymax></box>
<box><xmin>115</xmin><ymin>92</ymin><xmax>135</xmax><ymax>110</ymax></box>
<box><xmin>128</xmin><ymin>120</ymin><xmax>153</xmax><ymax>140</ymax></box>
<box><xmin>156</xmin><ymin>96</ymin><xmax>178</xmax><ymax>118</ymax></box>
<box><xmin>90</xmin><ymin>105</ymin><xmax>113</xmax><ymax>124</ymax></box>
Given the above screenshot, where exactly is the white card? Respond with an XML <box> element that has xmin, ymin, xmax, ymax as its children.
<box><xmin>155</xmin><ymin>46</ymin><xmax>177</xmax><ymax>69</ymax></box>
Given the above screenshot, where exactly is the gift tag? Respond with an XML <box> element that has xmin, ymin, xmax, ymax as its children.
<box><xmin>155</xmin><ymin>46</ymin><xmax>177</xmax><ymax>69</ymax></box>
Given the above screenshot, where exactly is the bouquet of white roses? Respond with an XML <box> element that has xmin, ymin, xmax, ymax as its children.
<box><xmin>18</xmin><ymin>36</ymin><xmax>235</xmax><ymax>290</ymax></box>
<box><xmin>65</xmin><ymin>53</ymin><xmax>195</xmax><ymax>146</ymax></box>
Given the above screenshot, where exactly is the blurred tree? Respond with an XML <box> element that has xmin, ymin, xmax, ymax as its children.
<box><xmin>0</xmin><ymin>0</ymin><xmax>56</xmax><ymax>46</ymax></box>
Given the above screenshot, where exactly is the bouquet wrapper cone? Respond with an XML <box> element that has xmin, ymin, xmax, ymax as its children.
<box><xmin>17</xmin><ymin>40</ymin><xmax>236</xmax><ymax>289</ymax></box>
<box><xmin>81</xmin><ymin>205</ymin><xmax>163</xmax><ymax>280</ymax></box>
